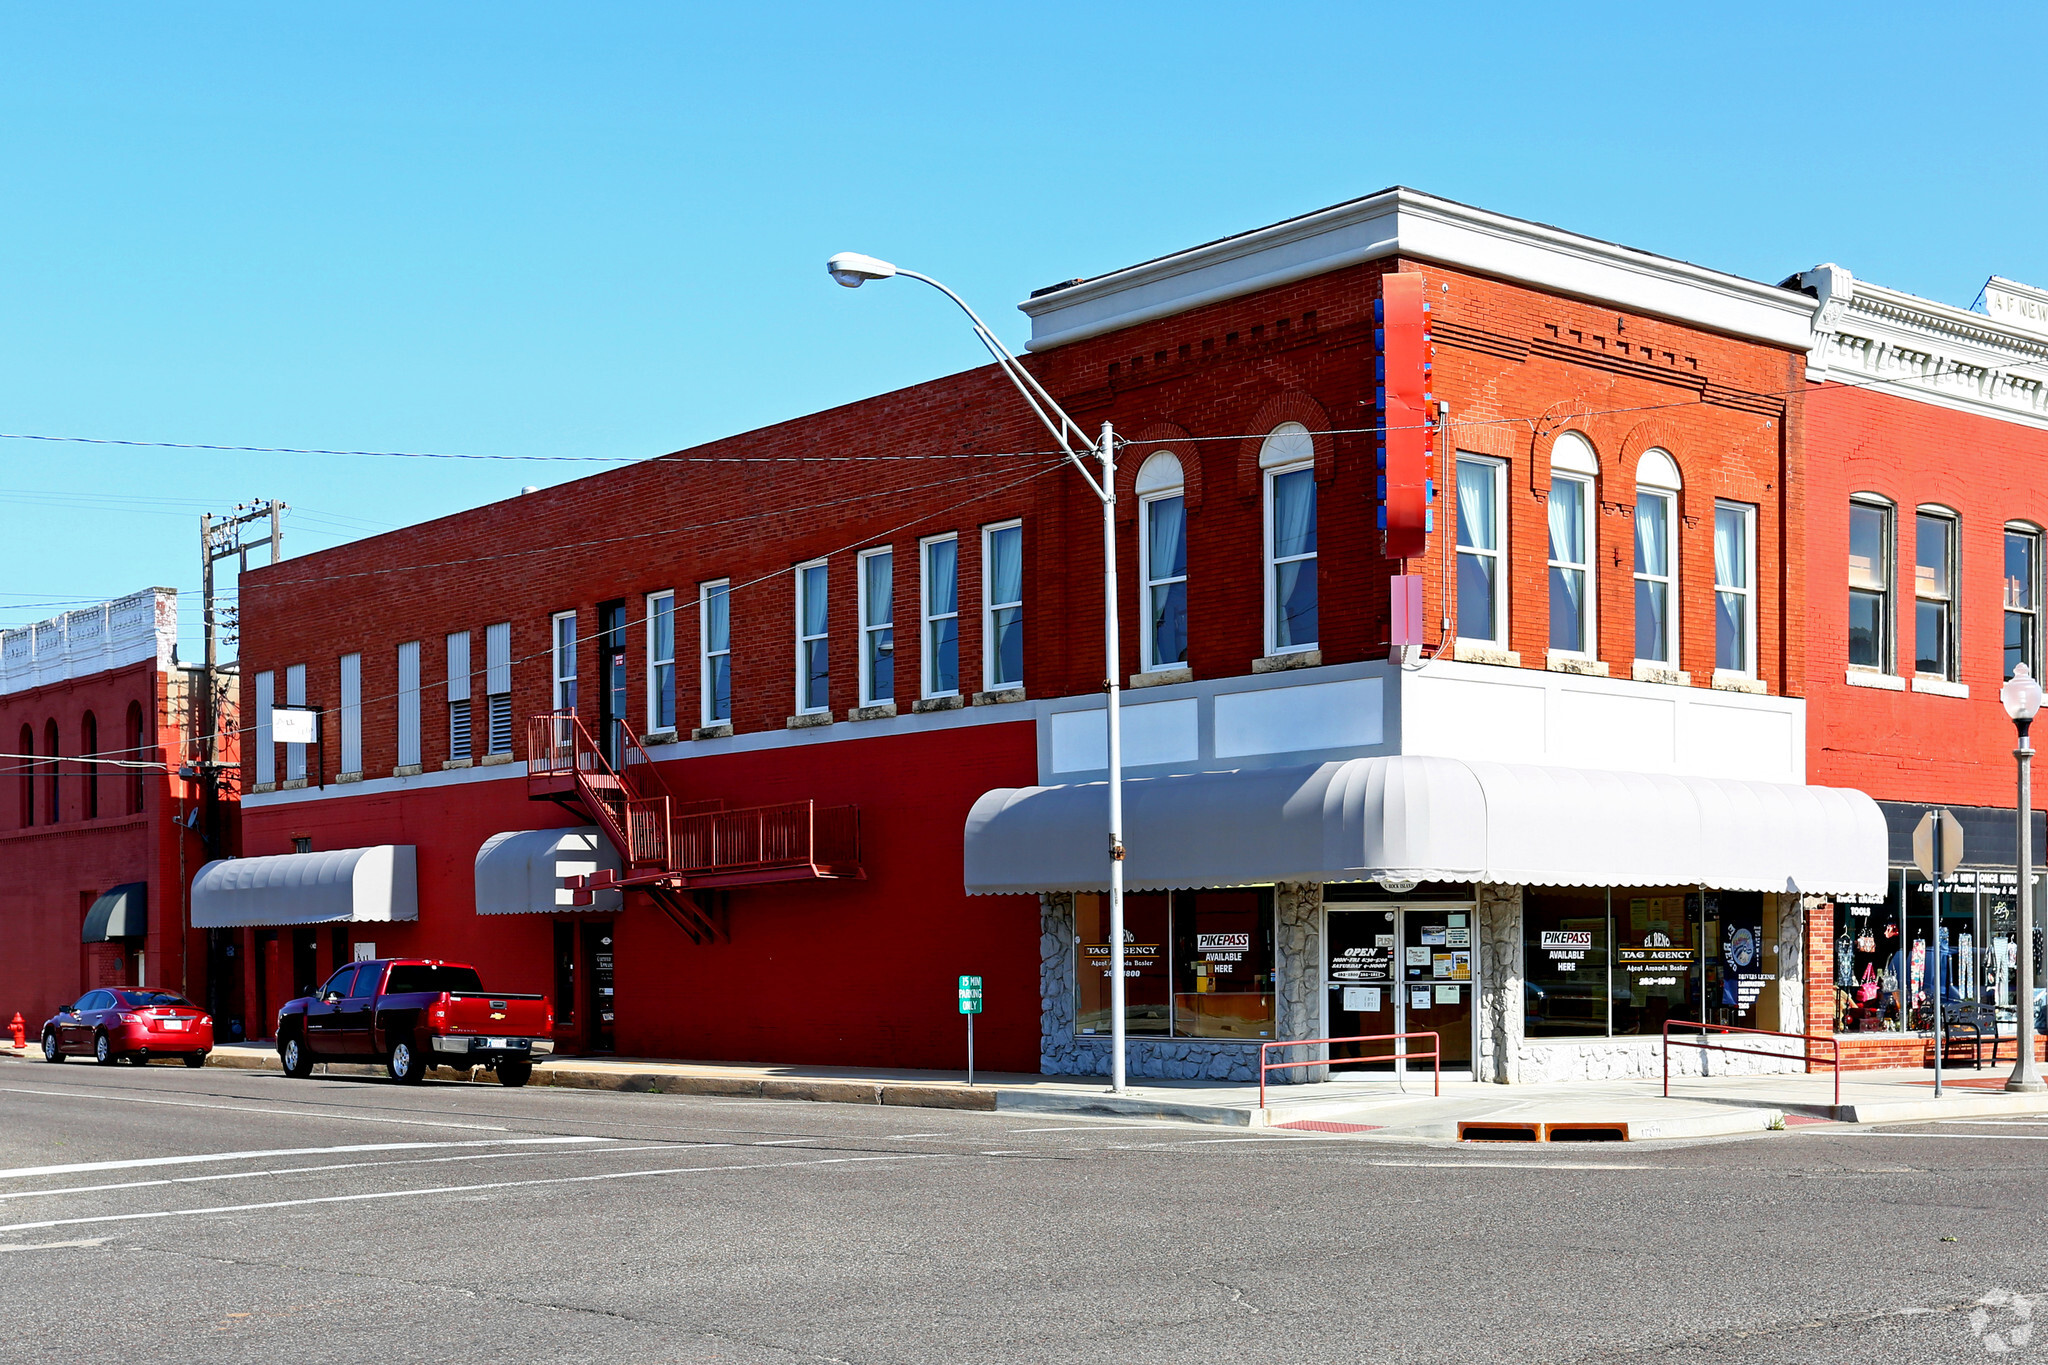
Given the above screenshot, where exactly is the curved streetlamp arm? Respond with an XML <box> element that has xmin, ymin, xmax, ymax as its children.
<box><xmin>893</xmin><ymin>268</ymin><xmax>1107</xmax><ymax>501</ymax></box>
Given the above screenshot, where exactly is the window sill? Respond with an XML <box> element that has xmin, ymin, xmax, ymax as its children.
<box><xmin>846</xmin><ymin>702</ymin><xmax>897</xmax><ymax>722</ymax></box>
<box><xmin>281</xmin><ymin>778</ymin><xmax>309</xmax><ymax>790</ymax></box>
<box><xmin>692</xmin><ymin>723</ymin><xmax>733</xmax><ymax>741</ymax></box>
<box><xmin>1712</xmin><ymin>670</ymin><xmax>1767</xmax><ymax>695</ymax></box>
<box><xmin>912</xmin><ymin>695</ymin><xmax>964</xmax><ymax>713</ymax></box>
<box><xmin>1253</xmin><ymin>649</ymin><xmax>1321</xmax><ymax>674</ymax></box>
<box><xmin>250</xmin><ymin>781</ymin><xmax>277</xmax><ymax>794</ymax></box>
<box><xmin>480</xmin><ymin>753</ymin><xmax>516</xmax><ymax>767</ymax></box>
<box><xmin>972</xmin><ymin>687</ymin><xmax>1027</xmax><ymax>707</ymax></box>
<box><xmin>639</xmin><ymin>731</ymin><xmax>677</xmax><ymax>747</ymax></box>
<box><xmin>391</xmin><ymin>764</ymin><xmax>423</xmax><ymax>778</ymax></box>
<box><xmin>1912</xmin><ymin>676</ymin><xmax>1970</xmax><ymax>699</ymax></box>
<box><xmin>786</xmin><ymin>712</ymin><xmax>833</xmax><ymax>730</ymax></box>
<box><xmin>440</xmin><ymin>759</ymin><xmax>473</xmax><ymax>771</ymax></box>
<box><xmin>1453</xmin><ymin>641</ymin><xmax>1521</xmax><ymax>668</ymax></box>
<box><xmin>1547</xmin><ymin>651</ymin><xmax>1609</xmax><ymax>677</ymax></box>
<box><xmin>336</xmin><ymin>771</ymin><xmax>364</xmax><ymax>785</ymax></box>
<box><xmin>1843</xmin><ymin>669</ymin><xmax>1905</xmax><ymax>692</ymax></box>
<box><xmin>1631</xmin><ymin>661</ymin><xmax>1692</xmax><ymax>686</ymax></box>
<box><xmin>1129</xmin><ymin>666</ymin><xmax>1192</xmax><ymax>690</ymax></box>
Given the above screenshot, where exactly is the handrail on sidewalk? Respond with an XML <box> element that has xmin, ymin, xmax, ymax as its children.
<box><xmin>1662</xmin><ymin>1020</ymin><xmax>1841</xmax><ymax>1108</ymax></box>
<box><xmin>1259</xmin><ymin>1032</ymin><xmax>1440</xmax><ymax>1109</ymax></box>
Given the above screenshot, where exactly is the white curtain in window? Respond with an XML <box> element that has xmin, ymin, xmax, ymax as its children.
<box><xmin>1715</xmin><ymin>508</ymin><xmax>1746</xmax><ymax>592</ymax></box>
<box><xmin>1548</xmin><ymin>480</ymin><xmax>1585</xmax><ymax>650</ymax></box>
<box><xmin>988</xmin><ymin>528</ymin><xmax>1021</xmax><ymax>606</ymax></box>
<box><xmin>1457</xmin><ymin>460</ymin><xmax>1495</xmax><ymax>550</ymax></box>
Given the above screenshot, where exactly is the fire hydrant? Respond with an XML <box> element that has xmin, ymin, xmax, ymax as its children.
<box><xmin>8</xmin><ymin>1014</ymin><xmax>24</xmax><ymax>1049</ymax></box>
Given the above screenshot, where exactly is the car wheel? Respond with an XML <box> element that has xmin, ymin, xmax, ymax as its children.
<box><xmin>128</xmin><ymin>1051</ymin><xmax>150</xmax><ymax>1067</ymax></box>
<box><xmin>387</xmin><ymin>1038</ymin><xmax>426</xmax><ymax>1084</ymax></box>
<box><xmin>495</xmin><ymin>1062</ymin><xmax>533</xmax><ymax>1088</ymax></box>
<box><xmin>184</xmin><ymin>1052</ymin><xmax>207</xmax><ymax>1069</ymax></box>
<box><xmin>41</xmin><ymin>1032</ymin><xmax>64</xmax><ymax>1064</ymax></box>
<box><xmin>280</xmin><ymin>1033</ymin><xmax>315</xmax><ymax>1078</ymax></box>
<box><xmin>93</xmin><ymin>1031</ymin><xmax>116</xmax><ymax>1065</ymax></box>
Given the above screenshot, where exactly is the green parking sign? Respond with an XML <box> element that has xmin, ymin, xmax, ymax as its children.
<box><xmin>958</xmin><ymin>974</ymin><xmax>983</xmax><ymax>1015</ymax></box>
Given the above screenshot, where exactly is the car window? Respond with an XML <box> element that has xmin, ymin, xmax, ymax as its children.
<box><xmin>384</xmin><ymin>964</ymin><xmax>485</xmax><ymax>994</ymax></box>
<box><xmin>318</xmin><ymin>966</ymin><xmax>357</xmax><ymax>998</ymax></box>
<box><xmin>349</xmin><ymin>963</ymin><xmax>382</xmax><ymax>998</ymax></box>
<box><xmin>81</xmin><ymin>990</ymin><xmax>114</xmax><ymax>1011</ymax></box>
<box><xmin>115</xmin><ymin>990</ymin><xmax>193</xmax><ymax>1009</ymax></box>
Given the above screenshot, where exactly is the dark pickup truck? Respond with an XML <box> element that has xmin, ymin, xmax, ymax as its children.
<box><xmin>276</xmin><ymin>958</ymin><xmax>554</xmax><ymax>1086</ymax></box>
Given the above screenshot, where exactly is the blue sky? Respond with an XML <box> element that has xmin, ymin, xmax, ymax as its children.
<box><xmin>2</xmin><ymin>3</ymin><xmax>2043</xmax><ymax>659</ymax></box>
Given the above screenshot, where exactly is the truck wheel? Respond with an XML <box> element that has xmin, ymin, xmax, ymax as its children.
<box><xmin>41</xmin><ymin>1032</ymin><xmax>64</xmax><ymax>1063</ymax></box>
<box><xmin>495</xmin><ymin>1062</ymin><xmax>533</xmax><ymax>1088</ymax></box>
<box><xmin>387</xmin><ymin>1038</ymin><xmax>427</xmax><ymax>1084</ymax></box>
<box><xmin>280</xmin><ymin>1033</ymin><xmax>315</xmax><ymax>1078</ymax></box>
<box><xmin>94</xmin><ymin>1032</ymin><xmax>117</xmax><ymax>1065</ymax></box>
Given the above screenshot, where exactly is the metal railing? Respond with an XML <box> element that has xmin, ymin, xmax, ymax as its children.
<box><xmin>1662</xmin><ymin>1020</ymin><xmax>1841</xmax><ymax>1108</ymax></box>
<box><xmin>670</xmin><ymin>799</ymin><xmax>861</xmax><ymax>876</ymax></box>
<box><xmin>1258</xmin><ymin>1032</ymin><xmax>1441</xmax><ymax>1109</ymax></box>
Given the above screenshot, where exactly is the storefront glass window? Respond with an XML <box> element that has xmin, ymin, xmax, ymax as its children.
<box><xmin>1074</xmin><ymin>889</ymin><xmax>1274</xmax><ymax>1040</ymax></box>
<box><xmin>1524</xmin><ymin>889</ymin><xmax>1608</xmax><ymax>1038</ymax></box>
<box><xmin>1611</xmin><ymin>890</ymin><xmax>1703</xmax><ymax>1036</ymax></box>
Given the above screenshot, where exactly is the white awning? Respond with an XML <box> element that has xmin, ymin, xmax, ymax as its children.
<box><xmin>191</xmin><ymin>846</ymin><xmax>419</xmax><ymax>927</ymax></box>
<box><xmin>963</xmin><ymin>756</ymin><xmax>1887</xmax><ymax>897</ymax></box>
<box><xmin>475</xmin><ymin>827</ymin><xmax>623</xmax><ymax>916</ymax></box>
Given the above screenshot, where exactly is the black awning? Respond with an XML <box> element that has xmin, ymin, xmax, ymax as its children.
<box><xmin>81</xmin><ymin>883</ymin><xmax>146</xmax><ymax>942</ymax></box>
<box><xmin>1877</xmin><ymin>802</ymin><xmax>2047</xmax><ymax>871</ymax></box>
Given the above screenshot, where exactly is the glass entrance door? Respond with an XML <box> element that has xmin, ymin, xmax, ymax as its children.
<box><xmin>1326</xmin><ymin>904</ymin><xmax>1476</xmax><ymax>1070</ymax></box>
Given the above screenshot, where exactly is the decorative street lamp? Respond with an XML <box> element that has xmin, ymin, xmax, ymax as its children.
<box><xmin>827</xmin><ymin>253</ymin><xmax>1134</xmax><ymax>1095</ymax></box>
<box><xmin>2000</xmin><ymin>662</ymin><xmax>2045</xmax><ymax>1092</ymax></box>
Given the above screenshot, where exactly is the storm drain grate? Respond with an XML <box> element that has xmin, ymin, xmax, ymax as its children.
<box><xmin>1544</xmin><ymin>1123</ymin><xmax>1628</xmax><ymax>1142</ymax></box>
<box><xmin>1457</xmin><ymin>1121</ymin><xmax>1544</xmax><ymax>1142</ymax></box>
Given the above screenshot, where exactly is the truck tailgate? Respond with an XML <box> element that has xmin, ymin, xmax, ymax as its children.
<box><xmin>440</xmin><ymin>994</ymin><xmax>550</xmax><ymax>1035</ymax></box>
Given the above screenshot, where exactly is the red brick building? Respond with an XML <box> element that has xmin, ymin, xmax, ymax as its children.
<box><xmin>0</xmin><ymin>589</ymin><xmax>227</xmax><ymax>1034</ymax></box>
<box><xmin>220</xmin><ymin>190</ymin><xmax>1889</xmax><ymax>1083</ymax></box>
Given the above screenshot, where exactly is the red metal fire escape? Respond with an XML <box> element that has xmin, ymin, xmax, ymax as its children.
<box><xmin>526</xmin><ymin>713</ymin><xmax>862</xmax><ymax>943</ymax></box>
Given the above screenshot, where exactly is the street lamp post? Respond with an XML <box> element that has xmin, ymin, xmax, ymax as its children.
<box><xmin>827</xmin><ymin>253</ymin><xmax>1132</xmax><ymax>1095</ymax></box>
<box><xmin>2001</xmin><ymin>663</ymin><xmax>2045</xmax><ymax>1092</ymax></box>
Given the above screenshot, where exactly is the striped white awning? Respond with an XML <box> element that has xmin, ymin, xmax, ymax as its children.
<box><xmin>475</xmin><ymin>827</ymin><xmax>623</xmax><ymax>916</ymax></box>
<box><xmin>191</xmin><ymin>846</ymin><xmax>418</xmax><ymax>927</ymax></box>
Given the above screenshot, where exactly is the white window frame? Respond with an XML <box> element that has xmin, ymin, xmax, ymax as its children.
<box><xmin>700</xmin><ymin>580</ymin><xmax>731</xmax><ymax>728</ymax></box>
<box><xmin>446</xmin><ymin>630</ymin><xmax>472</xmax><ymax>761</ymax></box>
<box><xmin>485</xmin><ymin>621</ymin><xmax>513</xmax><ymax>755</ymax></box>
<box><xmin>920</xmin><ymin>534</ymin><xmax>960</xmax><ymax>699</ymax></box>
<box><xmin>395</xmin><ymin>641</ymin><xmax>421</xmax><ymax>769</ymax></box>
<box><xmin>795</xmin><ymin>559</ymin><xmax>830</xmax><ymax>716</ymax></box>
<box><xmin>1714</xmin><ymin>500</ymin><xmax>1759</xmax><ymax>677</ymax></box>
<box><xmin>1261</xmin><ymin>424</ymin><xmax>1318</xmax><ymax>657</ymax></box>
<box><xmin>982</xmin><ymin>520</ymin><xmax>1024</xmax><ymax>691</ymax></box>
<box><xmin>1848</xmin><ymin>496</ymin><xmax>1894</xmax><ymax>675</ymax></box>
<box><xmin>1547</xmin><ymin>471</ymin><xmax>1597</xmax><ymax>661</ymax></box>
<box><xmin>1633</xmin><ymin>487</ymin><xmax>1678</xmax><ymax>665</ymax></box>
<box><xmin>551</xmin><ymin>610</ymin><xmax>578</xmax><ymax>713</ymax></box>
<box><xmin>1136</xmin><ymin>453</ymin><xmax>1188</xmax><ymax>673</ymax></box>
<box><xmin>2006</xmin><ymin>524</ymin><xmax>2041</xmax><ymax>682</ymax></box>
<box><xmin>645</xmin><ymin>590</ymin><xmax>676</xmax><ymax>735</ymax></box>
<box><xmin>1454</xmin><ymin>453</ymin><xmax>1508</xmax><ymax>647</ymax></box>
<box><xmin>857</xmin><ymin>546</ymin><xmax>894</xmax><ymax>708</ymax></box>
<box><xmin>1914</xmin><ymin>505</ymin><xmax>1959</xmax><ymax>681</ymax></box>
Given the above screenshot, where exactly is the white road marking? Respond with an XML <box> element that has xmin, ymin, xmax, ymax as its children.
<box><xmin>1358</xmin><ymin>1160</ymin><xmax>1663</xmax><ymax>1170</ymax></box>
<box><xmin>1822</xmin><ymin>1132</ymin><xmax>2048</xmax><ymax>1141</ymax></box>
<box><xmin>0</xmin><ymin>1152</ymin><xmax>954</xmax><ymax>1234</ymax></box>
<box><xmin>1935</xmin><ymin>1119</ymin><xmax>2048</xmax><ymax>1127</ymax></box>
<box><xmin>1006</xmin><ymin>1125</ymin><xmax>1177</xmax><ymax>1133</ymax></box>
<box><xmin>0</xmin><ymin>1237</ymin><xmax>111</xmax><ymax>1253</ymax></box>
<box><xmin>881</xmin><ymin>1133</ymin><xmax>949</xmax><ymax>1140</ymax></box>
<box><xmin>749</xmin><ymin>1138</ymin><xmax>819</xmax><ymax>1146</ymax></box>
<box><xmin>0</xmin><ymin>1137</ymin><xmax>604</xmax><ymax>1182</ymax></box>
<box><xmin>0</xmin><ymin>1086</ymin><xmax>509</xmax><ymax>1133</ymax></box>
<box><xmin>0</xmin><ymin>1143</ymin><xmax>700</xmax><ymax>1203</ymax></box>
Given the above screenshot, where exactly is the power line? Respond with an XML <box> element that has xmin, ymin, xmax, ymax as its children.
<box><xmin>0</xmin><ymin>430</ymin><xmax>1060</xmax><ymax>465</ymax></box>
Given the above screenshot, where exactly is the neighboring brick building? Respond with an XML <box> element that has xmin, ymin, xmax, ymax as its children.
<box><xmin>221</xmin><ymin>189</ymin><xmax>1889</xmax><ymax>1082</ymax></box>
<box><xmin>0</xmin><ymin>589</ymin><xmax>228</xmax><ymax>1034</ymax></box>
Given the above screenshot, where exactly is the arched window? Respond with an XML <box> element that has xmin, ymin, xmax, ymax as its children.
<box><xmin>16</xmin><ymin>724</ymin><xmax>32</xmax><ymax>827</ymax></box>
<box><xmin>43</xmin><ymin>719</ymin><xmax>59</xmax><ymax>824</ymax></box>
<box><xmin>1548</xmin><ymin>432</ymin><xmax>1599</xmax><ymax>657</ymax></box>
<box><xmin>80</xmin><ymin>711</ymin><xmax>98</xmax><ymax>820</ymax></box>
<box><xmin>2005</xmin><ymin>522</ymin><xmax>2042</xmax><ymax>681</ymax></box>
<box><xmin>1136</xmin><ymin>451</ymin><xmax>1188</xmax><ymax>672</ymax></box>
<box><xmin>1260</xmin><ymin>424</ymin><xmax>1317</xmax><ymax>656</ymax></box>
<box><xmin>126</xmin><ymin>701</ymin><xmax>146</xmax><ymax>815</ymax></box>
<box><xmin>1633</xmin><ymin>449</ymin><xmax>1682</xmax><ymax>665</ymax></box>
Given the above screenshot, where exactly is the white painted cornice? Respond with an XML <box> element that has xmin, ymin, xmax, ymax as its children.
<box><xmin>1800</xmin><ymin>264</ymin><xmax>2048</xmax><ymax>431</ymax></box>
<box><xmin>0</xmin><ymin>588</ymin><xmax>176</xmax><ymax>695</ymax></box>
<box><xmin>1018</xmin><ymin>187</ymin><xmax>1816</xmax><ymax>352</ymax></box>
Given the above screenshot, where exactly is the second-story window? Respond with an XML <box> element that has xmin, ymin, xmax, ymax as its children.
<box><xmin>551</xmin><ymin>611</ymin><xmax>578</xmax><ymax>712</ymax></box>
<box><xmin>1915</xmin><ymin>508</ymin><xmax>1958</xmax><ymax>680</ymax></box>
<box><xmin>1456</xmin><ymin>454</ymin><xmax>1506</xmax><ymax>646</ymax></box>
<box><xmin>1261</xmin><ymin>423</ymin><xmax>1317</xmax><ymax>656</ymax></box>
<box><xmin>859</xmin><ymin>547</ymin><xmax>894</xmax><ymax>708</ymax></box>
<box><xmin>984</xmin><ymin>521</ymin><xmax>1023</xmax><ymax>690</ymax></box>
<box><xmin>796</xmin><ymin>560</ymin><xmax>829</xmax><ymax>715</ymax></box>
<box><xmin>700</xmin><ymin>580</ymin><xmax>731</xmax><ymax>727</ymax></box>
<box><xmin>2007</xmin><ymin>526</ymin><xmax>2040</xmax><ymax>681</ymax></box>
<box><xmin>1137</xmin><ymin>453</ymin><xmax>1187</xmax><ymax>672</ymax></box>
<box><xmin>485</xmin><ymin>622</ymin><xmax>513</xmax><ymax>755</ymax></box>
<box><xmin>922</xmin><ymin>535</ymin><xmax>959</xmax><ymax>698</ymax></box>
<box><xmin>1715</xmin><ymin>501</ymin><xmax>1757</xmax><ymax>675</ymax></box>
<box><xmin>1849</xmin><ymin>498</ymin><xmax>1893</xmax><ymax>671</ymax></box>
<box><xmin>445</xmin><ymin>631</ymin><xmax>472</xmax><ymax>761</ymax></box>
<box><xmin>1547</xmin><ymin>432</ymin><xmax>1598</xmax><ymax>657</ymax></box>
<box><xmin>647</xmin><ymin>591</ymin><xmax>676</xmax><ymax>735</ymax></box>
<box><xmin>1634</xmin><ymin>450</ymin><xmax>1682</xmax><ymax>666</ymax></box>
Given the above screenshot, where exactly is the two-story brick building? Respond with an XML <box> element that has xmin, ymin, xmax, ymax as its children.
<box><xmin>215</xmin><ymin>189</ymin><xmax>1891</xmax><ymax>1082</ymax></box>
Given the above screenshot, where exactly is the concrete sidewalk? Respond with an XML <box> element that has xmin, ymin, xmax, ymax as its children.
<box><xmin>184</xmin><ymin>1042</ymin><xmax>2048</xmax><ymax>1140</ymax></box>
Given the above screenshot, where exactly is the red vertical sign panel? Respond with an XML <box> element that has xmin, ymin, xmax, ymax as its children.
<box><xmin>1375</xmin><ymin>273</ymin><xmax>1434</xmax><ymax>561</ymax></box>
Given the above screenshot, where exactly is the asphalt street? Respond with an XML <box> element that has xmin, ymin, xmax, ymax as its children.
<box><xmin>0</xmin><ymin>1059</ymin><xmax>2043</xmax><ymax>1364</ymax></box>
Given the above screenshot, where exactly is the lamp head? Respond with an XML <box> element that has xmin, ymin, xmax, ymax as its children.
<box><xmin>2004</xmin><ymin>663</ymin><xmax>2044</xmax><ymax>722</ymax></box>
<box><xmin>826</xmin><ymin>252</ymin><xmax>897</xmax><ymax>288</ymax></box>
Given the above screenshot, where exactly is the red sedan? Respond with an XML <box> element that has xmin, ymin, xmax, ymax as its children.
<box><xmin>41</xmin><ymin>988</ymin><xmax>214</xmax><ymax>1067</ymax></box>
